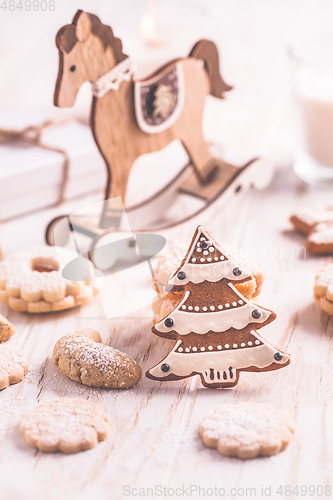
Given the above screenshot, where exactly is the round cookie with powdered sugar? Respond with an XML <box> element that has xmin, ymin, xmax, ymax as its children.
<box><xmin>53</xmin><ymin>329</ymin><xmax>142</xmax><ymax>389</ymax></box>
<box><xmin>314</xmin><ymin>263</ymin><xmax>333</xmax><ymax>315</ymax></box>
<box><xmin>20</xmin><ymin>398</ymin><xmax>111</xmax><ymax>453</ymax></box>
<box><xmin>0</xmin><ymin>246</ymin><xmax>98</xmax><ymax>313</ymax></box>
<box><xmin>199</xmin><ymin>403</ymin><xmax>295</xmax><ymax>459</ymax></box>
<box><xmin>0</xmin><ymin>345</ymin><xmax>28</xmax><ymax>390</ymax></box>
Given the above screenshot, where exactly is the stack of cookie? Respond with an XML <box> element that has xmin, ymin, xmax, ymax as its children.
<box><xmin>291</xmin><ymin>206</ymin><xmax>333</xmax><ymax>315</ymax></box>
<box><xmin>152</xmin><ymin>244</ymin><xmax>264</xmax><ymax>324</ymax></box>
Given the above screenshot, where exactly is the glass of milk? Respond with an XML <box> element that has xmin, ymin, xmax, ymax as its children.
<box><xmin>290</xmin><ymin>37</ymin><xmax>333</xmax><ymax>186</ymax></box>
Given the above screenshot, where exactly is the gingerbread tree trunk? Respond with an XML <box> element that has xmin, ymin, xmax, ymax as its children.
<box><xmin>146</xmin><ymin>226</ymin><xmax>290</xmax><ymax>388</ymax></box>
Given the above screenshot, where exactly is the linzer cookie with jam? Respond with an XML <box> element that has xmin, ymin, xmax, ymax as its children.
<box><xmin>147</xmin><ymin>225</ymin><xmax>290</xmax><ymax>388</ymax></box>
<box><xmin>0</xmin><ymin>246</ymin><xmax>98</xmax><ymax>313</ymax></box>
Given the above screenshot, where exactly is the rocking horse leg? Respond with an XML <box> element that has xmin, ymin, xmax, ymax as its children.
<box><xmin>100</xmin><ymin>154</ymin><xmax>134</xmax><ymax>229</ymax></box>
<box><xmin>181</xmin><ymin>134</ymin><xmax>217</xmax><ymax>184</ymax></box>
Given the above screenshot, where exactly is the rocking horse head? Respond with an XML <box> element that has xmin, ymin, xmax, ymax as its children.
<box><xmin>54</xmin><ymin>10</ymin><xmax>128</xmax><ymax>107</ymax></box>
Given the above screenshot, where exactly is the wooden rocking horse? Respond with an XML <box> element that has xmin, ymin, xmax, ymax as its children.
<box><xmin>46</xmin><ymin>10</ymin><xmax>272</xmax><ymax>259</ymax></box>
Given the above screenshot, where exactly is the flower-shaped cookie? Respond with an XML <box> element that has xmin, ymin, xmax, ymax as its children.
<box><xmin>199</xmin><ymin>403</ymin><xmax>295</xmax><ymax>459</ymax></box>
<box><xmin>0</xmin><ymin>246</ymin><xmax>97</xmax><ymax>313</ymax></box>
<box><xmin>20</xmin><ymin>398</ymin><xmax>111</xmax><ymax>453</ymax></box>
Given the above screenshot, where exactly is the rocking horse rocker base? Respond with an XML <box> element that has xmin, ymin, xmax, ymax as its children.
<box><xmin>46</xmin><ymin>10</ymin><xmax>273</xmax><ymax>250</ymax></box>
<box><xmin>45</xmin><ymin>155</ymin><xmax>271</xmax><ymax>249</ymax></box>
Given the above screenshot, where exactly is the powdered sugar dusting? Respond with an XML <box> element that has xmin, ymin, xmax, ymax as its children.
<box><xmin>310</xmin><ymin>222</ymin><xmax>333</xmax><ymax>245</ymax></box>
<box><xmin>199</xmin><ymin>402</ymin><xmax>295</xmax><ymax>459</ymax></box>
<box><xmin>20</xmin><ymin>398</ymin><xmax>111</xmax><ymax>453</ymax></box>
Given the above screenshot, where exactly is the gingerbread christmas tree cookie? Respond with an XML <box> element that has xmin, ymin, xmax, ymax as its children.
<box><xmin>146</xmin><ymin>226</ymin><xmax>290</xmax><ymax>388</ymax></box>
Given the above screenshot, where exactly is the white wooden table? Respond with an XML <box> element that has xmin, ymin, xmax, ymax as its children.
<box><xmin>1</xmin><ymin>1</ymin><xmax>333</xmax><ymax>499</ymax></box>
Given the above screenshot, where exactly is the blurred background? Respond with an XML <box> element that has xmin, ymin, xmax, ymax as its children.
<box><xmin>1</xmin><ymin>0</ymin><xmax>332</xmax><ymax>152</ymax></box>
<box><xmin>1</xmin><ymin>0</ymin><xmax>333</xmax><ymax>224</ymax></box>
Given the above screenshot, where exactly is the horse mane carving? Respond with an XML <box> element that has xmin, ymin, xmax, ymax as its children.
<box><xmin>189</xmin><ymin>40</ymin><xmax>232</xmax><ymax>98</ymax></box>
<box><xmin>56</xmin><ymin>10</ymin><xmax>128</xmax><ymax>63</ymax></box>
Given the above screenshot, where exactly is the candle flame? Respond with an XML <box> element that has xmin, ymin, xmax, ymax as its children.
<box><xmin>140</xmin><ymin>11</ymin><xmax>157</xmax><ymax>44</ymax></box>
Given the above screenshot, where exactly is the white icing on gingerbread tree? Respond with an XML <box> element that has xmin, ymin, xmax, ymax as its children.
<box><xmin>146</xmin><ymin>226</ymin><xmax>290</xmax><ymax>388</ymax></box>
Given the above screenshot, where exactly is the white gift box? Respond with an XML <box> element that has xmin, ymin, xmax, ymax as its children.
<box><xmin>0</xmin><ymin>116</ymin><xmax>193</xmax><ymax>224</ymax></box>
<box><xmin>0</xmin><ymin>121</ymin><xmax>107</xmax><ymax>221</ymax></box>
